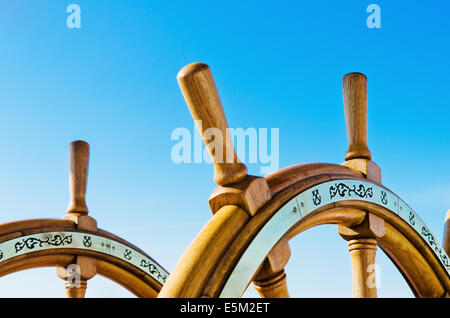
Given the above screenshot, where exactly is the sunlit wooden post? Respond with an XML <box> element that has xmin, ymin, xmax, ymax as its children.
<box><xmin>56</xmin><ymin>140</ymin><xmax>97</xmax><ymax>298</ymax></box>
<box><xmin>341</xmin><ymin>73</ymin><xmax>381</xmax><ymax>183</ymax></box>
<box><xmin>343</xmin><ymin>73</ymin><xmax>371</xmax><ymax>161</ymax></box>
<box><xmin>339</xmin><ymin>73</ymin><xmax>385</xmax><ymax>298</ymax></box>
<box><xmin>443</xmin><ymin>210</ymin><xmax>450</xmax><ymax>256</ymax></box>
<box><xmin>252</xmin><ymin>238</ymin><xmax>291</xmax><ymax>298</ymax></box>
<box><xmin>177</xmin><ymin>63</ymin><xmax>271</xmax><ymax>216</ymax></box>
<box><xmin>339</xmin><ymin>213</ymin><xmax>385</xmax><ymax>298</ymax></box>
<box><xmin>177</xmin><ymin>63</ymin><xmax>247</xmax><ymax>186</ymax></box>
<box><xmin>177</xmin><ymin>62</ymin><xmax>291</xmax><ymax>296</ymax></box>
<box><xmin>347</xmin><ymin>238</ymin><xmax>378</xmax><ymax>298</ymax></box>
<box><xmin>66</xmin><ymin>141</ymin><xmax>90</xmax><ymax>215</ymax></box>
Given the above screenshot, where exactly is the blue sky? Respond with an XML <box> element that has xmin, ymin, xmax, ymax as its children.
<box><xmin>0</xmin><ymin>0</ymin><xmax>449</xmax><ymax>297</ymax></box>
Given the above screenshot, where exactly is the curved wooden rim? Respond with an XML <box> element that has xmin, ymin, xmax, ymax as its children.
<box><xmin>0</xmin><ymin>219</ymin><xmax>167</xmax><ymax>297</ymax></box>
<box><xmin>158</xmin><ymin>163</ymin><xmax>450</xmax><ymax>298</ymax></box>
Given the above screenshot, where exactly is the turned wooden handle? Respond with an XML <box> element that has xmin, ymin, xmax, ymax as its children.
<box><xmin>343</xmin><ymin>73</ymin><xmax>372</xmax><ymax>161</ymax></box>
<box><xmin>443</xmin><ymin>210</ymin><xmax>450</xmax><ymax>255</ymax></box>
<box><xmin>67</xmin><ymin>140</ymin><xmax>89</xmax><ymax>215</ymax></box>
<box><xmin>177</xmin><ymin>62</ymin><xmax>247</xmax><ymax>186</ymax></box>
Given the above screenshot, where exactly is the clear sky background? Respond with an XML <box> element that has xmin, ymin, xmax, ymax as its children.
<box><xmin>0</xmin><ymin>0</ymin><xmax>449</xmax><ymax>297</ymax></box>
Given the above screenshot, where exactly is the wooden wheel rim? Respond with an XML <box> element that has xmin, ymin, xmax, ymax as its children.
<box><xmin>218</xmin><ymin>178</ymin><xmax>449</xmax><ymax>297</ymax></box>
<box><xmin>159</xmin><ymin>164</ymin><xmax>450</xmax><ymax>298</ymax></box>
<box><xmin>0</xmin><ymin>219</ymin><xmax>169</xmax><ymax>297</ymax></box>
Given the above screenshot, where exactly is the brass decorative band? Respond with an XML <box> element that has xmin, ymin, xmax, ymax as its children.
<box><xmin>0</xmin><ymin>231</ymin><xmax>169</xmax><ymax>285</ymax></box>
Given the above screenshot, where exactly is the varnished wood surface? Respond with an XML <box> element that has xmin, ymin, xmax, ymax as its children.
<box><xmin>96</xmin><ymin>260</ymin><xmax>159</xmax><ymax>298</ymax></box>
<box><xmin>66</xmin><ymin>140</ymin><xmax>90</xmax><ymax>215</ymax></box>
<box><xmin>347</xmin><ymin>238</ymin><xmax>378</xmax><ymax>298</ymax></box>
<box><xmin>342</xmin><ymin>73</ymin><xmax>372</xmax><ymax>161</ymax></box>
<box><xmin>201</xmin><ymin>174</ymin><xmax>343</xmax><ymax>297</ymax></box>
<box><xmin>209</xmin><ymin>176</ymin><xmax>272</xmax><ymax>216</ymax></box>
<box><xmin>333</xmin><ymin>200</ymin><xmax>450</xmax><ymax>296</ymax></box>
<box><xmin>341</xmin><ymin>159</ymin><xmax>382</xmax><ymax>183</ymax></box>
<box><xmin>444</xmin><ymin>210</ymin><xmax>450</xmax><ymax>256</ymax></box>
<box><xmin>0</xmin><ymin>249</ymin><xmax>161</xmax><ymax>297</ymax></box>
<box><xmin>65</xmin><ymin>280</ymin><xmax>87</xmax><ymax>298</ymax></box>
<box><xmin>177</xmin><ymin>63</ymin><xmax>248</xmax><ymax>186</ymax></box>
<box><xmin>0</xmin><ymin>219</ymin><xmax>163</xmax><ymax>297</ymax></box>
<box><xmin>380</xmin><ymin>222</ymin><xmax>447</xmax><ymax>297</ymax></box>
<box><xmin>58</xmin><ymin>214</ymin><xmax>99</xmax><ymax>292</ymax></box>
<box><xmin>338</xmin><ymin>213</ymin><xmax>385</xmax><ymax>241</ymax></box>
<box><xmin>264</xmin><ymin>163</ymin><xmax>362</xmax><ymax>195</ymax></box>
<box><xmin>0</xmin><ymin>219</ymin><xmax>75</xmax><ymax>244</ymax></box>
<box><xmin>158</xmin><ymin>205</ymin><xmax>249</xmax><ymax>298</ymax></box>
<box><xmin>287</xmin><ymin>207</ymin><xmax>366</xmax><ymax>240</ymax></box>
<box><xmin>252</xmin><ymin>238</ymin><xmax>291</xmax><ymax>298</ymax></box>
<box><xmin>157</xmin><ymin>167</ymin><xmax>449</xmax><ymax>298</ymax></box>
<box><xmin>175</xmin><ymin>168</ymin><xmax>365</xmax><ymax>297</ymax></box>
<box><xmin>253</xmin><ymin>269</ymin><xmax>290</xmax><ymax>298</ymax></box>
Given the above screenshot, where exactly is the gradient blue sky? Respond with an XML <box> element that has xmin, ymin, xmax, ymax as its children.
<box><xmin>0</xmin><ymin>0</ymin><xmax>449</xmax><ymax>297</ymax></box>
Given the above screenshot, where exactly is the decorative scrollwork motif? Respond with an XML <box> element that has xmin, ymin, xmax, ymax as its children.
<box><xmin>83</xmin><ymin>235</ymin><xmax>92</xmax><ymax>247</ymax></box>
<box><xmin>124</xmin><ymin>249</ymin><xmax>132</xmax><ymax>260</ymax></box>
<box><xmin>140</xmin><ymin>259</ymin><xmax>167</xmax><ymax>282</ymax></box>
<box><xmin>329</xmin><ymin>183</ymin><xmax>373</xmax><ymax>200</ymax></box>
<box><xmin>15</xmin><ymin>234</ymin><xmax>73</xmax><ymax>253</ymax></box>
<box><xmin>312</xmin><ymin>189</ymin><xmax>321</xmax><ymax>205</ymax></box>
<box><xmin>409</xmin><ymin>211</ymin><xmax>416</xmax><ymax>225</ymax></box>
<box><xmin>422</xmin><ymin>227</ymin><xmax>449</xmax><ymax>269</ymax></box>
<box><xmin>381</xmin><ymin>191</ymin><xmax>388</xmax><ymax>205</ymax></box>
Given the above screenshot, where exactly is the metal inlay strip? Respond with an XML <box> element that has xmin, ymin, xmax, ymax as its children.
<box><xmin>0</xmin><ymin>231</ymin><xmax>169</xmax><ymax>285</ymax></box>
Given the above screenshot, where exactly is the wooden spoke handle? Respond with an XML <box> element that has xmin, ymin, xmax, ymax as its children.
<box><xmin>66</xmin><ymin>140</ymin><xmax>89</xmax><ymax>215</ymax></box>
<box><xmin>443</xmin><ymin>210</ymin><xmax>450</xmax><ymax>255</ymax></box>
<box><xmin>177</xmin><ymin>63</ymin><xmax>247</xmax><ymax>186</ymax></box>
<box><xmin>343</xmin><ymin>73</ymin><xmax>372</xmax><ymax>161</ymax></box>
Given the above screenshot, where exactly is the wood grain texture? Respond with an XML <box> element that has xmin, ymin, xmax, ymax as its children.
<box><xmin>59</xmin><ymin>208</ymin><xmax>99</xmax><ymax>296</ymax></box>
<box><xmin>444</xmin><ymin>210</ymin><xmax>450</xmax><ymax>256</ymax></box>
<box><xmin>0</xmin><ymin>219</ymin><xmax>75</xmax><ymax>243</ymax></box>
<box><xmin>60</xmin><ymin>141</ymin><xmax>97</xmax><ymax>296</ymax></box>
<box><xmin>196</xmin><ymin>172</ymin><xmax>449</xmax><ymax>298</ymax></box>
<box><xmin>347</xmin><ymin>238</ymin><xmax>378</xmax><ymax>298</ymax></box>
<box><xmin>177</xmin><ymin>63</ymin><xmax>247</xmax><ymax>186</ymax></box>
<box><xmin>287</xmin><ymin>207</ymin><xmax>366</xmax><ymax>240</ymax></box>
<box><xmin>56</xmin><ymin>253</ymin><xmax>97</xmax><ymax>283</ymax></box>
<box><xmin>0</xmin><ymin>250</ymin><xmax>161</xmax><ymax>297</ymax></box>
<box><xmin>265</xmin><ymin>163</ymin><xmax>363</xmax><ymax>196</ymax></box>
<box><xmin>209</xmin><ymin>176</ymin><xmax>271</xmax><ymax>216</ymax></box>
<box><xmin>252</xmin><ymin>238</ymin><xmax>291</xmax><ymax>298</ymax></box>
<box><xmin>264</xmin><ymin>237</ymin><xmax>291</xmax><ymax>274</ymax></box>
<box><xmin>343</xmin><ymin>73</ymin><xmax>372</xmax><ymax>161</ymax></box>
<box><xmin>253</xmin><ymin>269</ymin><xmax>289</xmax><ymax>298</ymax></box>
<box><xmin>338</xmin><ymin>213</ymin><xmax>385</xmax><ymax>298</ymax></box>
<box><xmin>96</xmin><ymin>260</ymin><xmax>160</xmax><ymax>298</ymax></box>
<box><xmin>202</xmin><ymin>174</ymin><xmax>365</xmax><ymax>298</ymax></box>
<box><xmin>341</xmin><ymin>159</ymin><xmax>382</xmax><ymax>183</ymax></box>
<box><xmin>158</xmin><ymin>205</ymin><xmax>249</xmax><ymax>298</ymax></box>
<box><xmin>0</xmin><ymin>219</ymin><xmax>163</xmax><ymax>297</ymax></box>
<box><xmin>338</xmin><ymin>212</ymin><xmax>385</xmax><ymax>241</ymax></box>
<box><xmin>379</xmin><ymin>222</ymin><xmax>447</xmax><ymax>297</ymax></box>
<box><xmin>334</xmin><ymin>200</ymin><xmax>450</xmax><ymax>296</ymax></box>
<box><xmin>66</xmin><ymin>140</ymin><xmax>90</xmax><ymax>215</ymax></box>
<box><xmin>0</xmin><ymin>247</ymin><xmax>162</xmax><ymax>297</ymax></box>
<box><xmin>65</xmin><ymin>280</ymin><xmax>87</xmax><ymax>298</ymax></box>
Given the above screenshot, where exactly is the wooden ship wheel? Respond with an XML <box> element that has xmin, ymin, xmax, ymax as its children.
<box><xmin>0</xmin><ymin>140</ymin><xmax>169</xmax><ymax>298</ymax></box>
<box><xmin>1</xmin><ymin>62</ymin><xmax>449</xmax><ymax>299</ymax></box>
<box><xmin>157</xmin><ymin>62</ymin><xmax>450</xmax><ymax>298</ymax></box>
